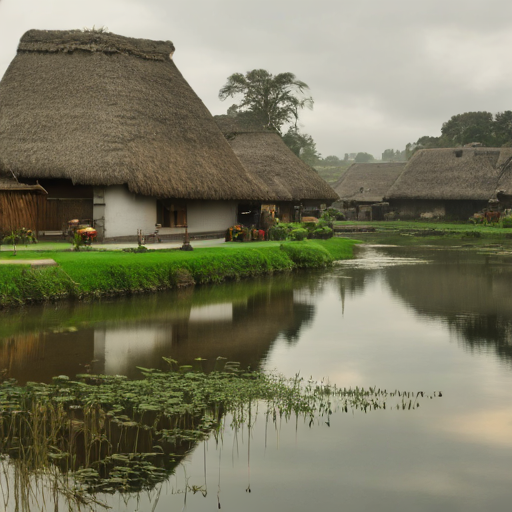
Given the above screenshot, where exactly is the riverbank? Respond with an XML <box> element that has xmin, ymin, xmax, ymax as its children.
<box><xmin>0</xmin><ymin>238</ymin><xmax>358</xmax><ymax>307</ymax></box>
<box><xmin>334</xmin><ymin>219</ymin><xmax>512</xmax><ymax>247</ymax></box>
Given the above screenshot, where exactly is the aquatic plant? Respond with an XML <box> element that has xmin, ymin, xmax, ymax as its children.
<box><xmin>0</xmin><ymin>360</ymin><xmax>439</xmax><ymax>510</ymax></box>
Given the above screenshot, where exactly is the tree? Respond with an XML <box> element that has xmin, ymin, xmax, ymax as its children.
<box><xmin>282</xmin><ymin>127</ymin><xmax>321</xmax><ymax>166</ymax></box>
<box><xmin>441</xmin><ymin>111</ymin><xmax>496</xmax><ymax>147</ymax></box>
<box><xmin>322</xmin><ymin>155</ymin><xmax>342</xmax><ymax>166</ymax></box>
<box><xmin>354</xmin><ymin>152</ymin><xmax>374</xmax><ymax>163</ymax></box>
<box><xmin>219</xmin><ymin>69</ymin><xmax>313</xmax><ymax>133</ymax></box>
<box><xmin>494</xmin><ymin>110</ymin><xmax>512</xmax><ymax>146</ymax></box>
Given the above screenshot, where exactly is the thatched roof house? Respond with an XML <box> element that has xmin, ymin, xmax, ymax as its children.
<box><xmin>0</xmin><ymin>29</ymin><xmax>269</xmax><ymax>202</ymax></box>
<box><xmin>215</xmin><ymin>115</ymin><xmax>338</xmax><ymax>204</ymax></box>
<box><xmin>333</xmin><ymin>162</ymin><xmax>405</xmax><ymax>203</ymax></box>
<box><xmin>0</xmin><ymin>30</ymin><xmax>277</xmax><ymax>239</ymax></box>
<box><xmin>385</xmin><ymin>148</ymin><xmax>506</xmax><ymax>219</ymax></box>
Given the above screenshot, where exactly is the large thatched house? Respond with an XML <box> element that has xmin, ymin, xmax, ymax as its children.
<box><xmin>332</xmin><ymin>162</ymin><xmax>405</xmax><ymax>219</ymax></box>
<box><xmin>385</xmin><ymin>148</ymin><xmax>512</xmax><ymax>219</ymax></box>
<box><xmin>215</xmin><ymin>115</ymin><xmax>338</xmax><ymax>223</ymax></box>
<box><xmin>0</xmin><ymin>30</ymin><xmax>273</xmax><ymax>241</ymax></box>
<box><xmin>0</xmin><ymin>171</ymin><xmax>47</xmax><ymax>235</ymax></box>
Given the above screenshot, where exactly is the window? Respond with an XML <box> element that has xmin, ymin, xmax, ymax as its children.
<box><xmin>157</xmin><ymin>200</ymin><xmax>187</xmax><ymax>227</ymax></box>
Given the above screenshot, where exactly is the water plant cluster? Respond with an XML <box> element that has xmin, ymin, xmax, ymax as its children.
<box><xmin>0</xmin><ymin>360</ymin><xmax>438</xmax><ymax>510</ymax></box>
<box><xmin>0</xmin><ymin>239</ymin><xmax>358</xmax><ymax>307</ymax></box>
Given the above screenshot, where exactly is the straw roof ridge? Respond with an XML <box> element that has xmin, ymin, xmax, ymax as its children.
<box><xmin>0</xmin><ymin>30</ymin><xmax>272</xmax><ymax>201</ymax></box>
<box><xmin>214</xmin><ymin>117</ymin><xmax>338</xmax><ymax>202</ymax></box>
<box><xmin>333</xmin><ymin>162</ymin><xmax>405</xmax><ymax>203</ymax></box>
<box><xmin>386</xmin><ymin>148</ymin><xmax>503</xmax><ymax>201</ymax></box>
<box><xmin>19</xmin><ymin>29</ymin><xmax>174</xmax><ymax>62</ymax></box>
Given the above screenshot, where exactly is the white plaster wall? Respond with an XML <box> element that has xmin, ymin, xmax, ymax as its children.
<box><xmin>103</xmin><ymin>185</ymin><xmax>156</xmax><ymax>238</ymax></box>
<box><xmin>187</xmin><ymin>200</ymin><xmax>237</xmax><ymax>233</ymax></box>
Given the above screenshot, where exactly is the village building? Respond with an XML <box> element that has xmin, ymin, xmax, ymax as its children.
<box><xmin>214</xmin><ymin>115</ymin><xmax>339</xmax><ymax>224</ymax></box>
<box><xmin>385</xmin><ymin>148</ymin><xmax>512</xmax><ymax>219</ymax></box>
<box><xmin>332</xmin><ymin>162</ymin><xmax>405</xmax><ymax>220</ymax></box>
<box><xmin>0</xmin><ymin>30</ymin><xmax>274</xmax><ymax>242</ymax></box>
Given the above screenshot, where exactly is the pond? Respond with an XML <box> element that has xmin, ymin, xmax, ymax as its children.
<box><xmin>1</xmin><ymin>243</ymin><xmax>512</xmax><ymax>511</ymax></box>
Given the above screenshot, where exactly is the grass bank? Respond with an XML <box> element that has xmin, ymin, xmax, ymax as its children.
<box><xmin>0</xmin><ymin>238</ymin><xmax>358</xmax><ymax>307</ymax></box>
<box><xmin>334</xmin><ymin>220</ymin><xmax>512</xmax><ymax>246</ymax></box>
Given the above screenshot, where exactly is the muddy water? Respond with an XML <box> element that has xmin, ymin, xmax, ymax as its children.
<box><xmin>2</xmin><ymin>244</ymin><xmax>512</xmax><ymax>511</ymax></box>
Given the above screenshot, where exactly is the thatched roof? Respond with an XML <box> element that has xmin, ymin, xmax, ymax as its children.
<box><xmin>332</xmin><ymin>162</ymin><xmax>405</xmax><ymax>203</ymax></box>
<box><xmin>386</xmin><ymin>148</ymin><xmax>505</xmax><ymax>201</ymax></box>
<box><xmin>0</xmin><ymin>30</ymin><xmax>272</xmax><ymax>201</ymax></box>
<box><xmin>0</xmin><ymin>171</ymin><xmax>47</xmax><ymax>194</ymax></box>
<box><xmin>495</xmin><ymin>148</ymin><xmax>512</xmax><ymax>198</ymax></box>
<box><xmin>214</xmin><ymin>115</ymin><xmax>338</xmax><ymax>202</ymax></box>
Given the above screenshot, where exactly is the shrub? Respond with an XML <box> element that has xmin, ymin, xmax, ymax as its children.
<box><xmin>311</xmin><ymin>226</ymin><xmax>333</xmax><ymax>239</ymax></box>
<box><xmin>268</xmin><ymin>225</ymin><xmax>288</xmax><ymax>241</ymax></box>
<box><xmin>289</xmin><ymin>228</ymin><xmax>308</xmax><ymax>241</ymax></box>
<box><xmin>502</xmin><ymin>217</ymin><xmax>512</xmax><ymax>228</ymax></box>
<box><xmin>324</xmin><ymin>207</ymin><xmax>345</xmax><ymax>221</ymax></box>
<box><xmin>317</xmin><ymin>218</ymin><xmax>333</xmax><ymax>229</ymax></box>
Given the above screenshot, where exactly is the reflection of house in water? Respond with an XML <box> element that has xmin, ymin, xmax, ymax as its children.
<box><xmin>0</xmin><ymin>329</ymin><xmax>95</xmax><ymax>384</ymax></box>
<box><xmin>382</xmin><ymin>251</ymin><xmax>512</xmax><ymax>363</ymax></box>
<box><xmin>93</xmin><ymin>289</ymin><xmax>317</xmax><ymax>375</ymax></box>
<box><xmin>0</xmin><ymin>284</ymin><xmax>317</xmax><ymax>383</ymax></box>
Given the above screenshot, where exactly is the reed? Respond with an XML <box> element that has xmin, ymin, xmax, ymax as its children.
<box><xmin>0</xmin><ymin>362</ymin><xmax>439</xmax><ymax>510</ymax></box>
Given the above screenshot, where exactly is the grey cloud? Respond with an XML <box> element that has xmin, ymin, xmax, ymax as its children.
<box><xmin>1</xmin><ymin>0</ymin><xmax>512</xmax><ymax>157</ymax></box>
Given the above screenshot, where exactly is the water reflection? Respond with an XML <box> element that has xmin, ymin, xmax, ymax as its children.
<box><xmin>0</xmin><ymin>275</ymin><xmax>320</xmax><ymax>383</ymax></box>
<box><xmin>3</xmin><ymin>246</ymin><xmax>512</xmax><ymax>511</ymax></box>
<box><xmin>3</xmin><ymin>247</ymin><xmax>512</xmax><ymax>382</ymax></box>
<box><xmin>376</xmin><ymin>246</ymin><xmax>512</xmax><ymax>363</ymax></box>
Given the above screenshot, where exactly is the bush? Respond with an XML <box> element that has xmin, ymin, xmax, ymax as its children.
<box><xmin>317</xmin><ymin>218</ymin><xmax>333</xmax><ymax>229</ymax></box>
<box><xmin>324</xmin><ymin>207</ymin><xmax>345</xmax><ymax>221</ymax></box>
<box><xmin>289</xmin><ymin>228</ymin><xmax>308</xmax><ymax>241</ymax></box>
<box><xmin>502</xmin><ymin>217</ymin><xmax>512</xmax><ymax>228</ymax></box>
<box><xmin>311</xmin><ymin>226</ymin><xmax>333</xmax><ymax>239</ymax></box>
<box><xmin>268</xmin><ymin>225</ymin><xmax>288</xmax><ymax>241</ymax></box>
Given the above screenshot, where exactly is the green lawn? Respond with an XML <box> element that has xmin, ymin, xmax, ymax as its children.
<box><xmin>0</xmin><ymin>238</ymin><xmax>359</xmax><ymax>307</ymax></box>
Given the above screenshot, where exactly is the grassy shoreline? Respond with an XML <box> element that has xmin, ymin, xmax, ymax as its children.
<box><xmin>334</xmin><ymin>219</ymin><xmax>512</xmax><ymax>247</ymax></box>
<box><xmin>0</xmin><ymin>238</ymin><xmax>358</xmax><ymax>308</ymax></box>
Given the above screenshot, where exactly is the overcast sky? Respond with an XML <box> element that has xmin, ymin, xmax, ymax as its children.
<box><xmin>1</xmin><ymin>0</ymin><xmax>511</xmax><ymax>159</ymax></box>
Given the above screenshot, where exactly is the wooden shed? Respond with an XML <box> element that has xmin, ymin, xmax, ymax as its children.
<box><xmin>0</xmin><ymin>172</ymin><xmax>47</xmax><ymax>236</ymax></box>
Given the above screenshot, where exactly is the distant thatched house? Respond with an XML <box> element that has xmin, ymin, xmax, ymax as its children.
<box><xmin>385</xmin><ymin>148</ymin><xmax>508</xmax><ymax>219</ymax></box>
<box><xmin>0</xmin><ymin>171</ymin><xmax>47</xmax><ymax>235</ymax></box>
<box><xmin>215</xmin><ymin>115</ymin><xmax>338</xmax><ymax>223</ymax></box>
<box><xmin>0</xmin><ymin>30</ymin><xmax>272</xmax><ymax>241</ymax></box>
<box><xmin>332</xmin><ymin>162</ymin><xmax>405</xmax><ymax>219</ymax></box>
